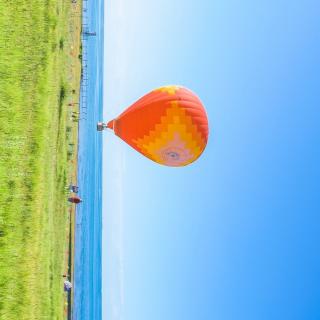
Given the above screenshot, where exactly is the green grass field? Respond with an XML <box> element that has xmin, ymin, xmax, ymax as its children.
<box><xmin>0</xmin><ymin>0</ymin><xmax>81</xmax><ymax>318</ymax></box>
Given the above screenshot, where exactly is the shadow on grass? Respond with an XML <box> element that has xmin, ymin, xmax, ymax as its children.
<box><xmin>58</xmin><ymin>84</ymin><xmax>66</xmax><ymax>120</ymax></box>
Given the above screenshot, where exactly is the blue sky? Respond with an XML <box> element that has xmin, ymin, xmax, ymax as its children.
<box><xmin>102</xmin><ymin>1</ymin><xmax>320</xmax><ymax>319</ymax></box>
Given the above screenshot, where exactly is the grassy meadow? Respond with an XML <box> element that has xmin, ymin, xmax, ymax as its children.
<box><xmin>0</xmin><ymin>0</ymin><xmax>82</xmax><ymax>318</ymax></box>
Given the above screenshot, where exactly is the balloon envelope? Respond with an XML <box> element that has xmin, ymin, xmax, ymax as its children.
<box><xmin>107</xmin><ymin>85</ymin><xmax>209</xmax><ymax>167</ymax></box>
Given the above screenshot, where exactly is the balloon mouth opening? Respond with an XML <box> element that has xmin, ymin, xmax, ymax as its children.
<box><xmin>107</xmin><ymin>120</ymin><xmax>114</xmax><ymax>130</ymax></box>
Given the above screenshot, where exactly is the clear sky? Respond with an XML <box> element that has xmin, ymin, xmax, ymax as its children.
<box><xmin>102</xmin><ymin>1</ymin><xmax>320</xmax><ymax>319</ymax></box>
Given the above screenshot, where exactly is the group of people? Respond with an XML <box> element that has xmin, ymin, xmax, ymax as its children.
<box><xmin>71</xmin><ymin>111</ymin><xmax>81</xmax><ymax>122</ymax></box>
<box><xmin>67</xmin><ymin>184</ymin><xmax>82</xmax><ymax>204</ymax></box>
<box><xmin>63</xmin><ymin>184</ymin><xmax>80</xmax><ymax>292</ymax></box>
<box><xmin>63</xmin><ymin>275</ymin><xmax>72</xmax><ymax>292</ymax></box>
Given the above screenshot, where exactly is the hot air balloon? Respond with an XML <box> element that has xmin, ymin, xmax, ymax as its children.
<box><xmin>98</xmin><ymin>85</ymin><xmax>209</xmax><ymax>167</ymax></box>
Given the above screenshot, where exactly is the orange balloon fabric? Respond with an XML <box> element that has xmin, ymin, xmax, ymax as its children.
<box><xmin>107</xmin><ymin>85</ymin><xmax>209</xmax><ymax>167</ymax></box>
